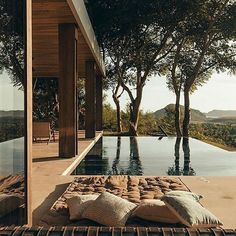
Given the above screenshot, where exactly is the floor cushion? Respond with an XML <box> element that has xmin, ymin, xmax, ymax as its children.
<box><xmin>0</xmin><ymin>194</ymin><xmax>24</xmax><ymax>218</ymax></box>
<box><xmin>82</xmin><ymin>192</ymin><xmax>137</xmax><ymax>226</ymax></box>
<box><xmin>162</xmin><ymin>195</ymin><xmax>223</xmax><ymax>228</ymax></box>
<box><xmin>66</xmin><ymin>194</ymin><xmax>99</xmax><ymax>221</ymax></box>
<box><xmin>132</xmin><ymin>199</ymin><xmax>180</xmax><ymax>224</ymax></box>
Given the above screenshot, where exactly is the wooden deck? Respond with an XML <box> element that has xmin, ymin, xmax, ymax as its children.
<box><xmin>32</xmin><ymin>130</ymin><xmax>102</xmax><ymax>225</ymax></box>
<box><xmin>1</xmin><ymin>226</ymin><xmax>235</xmax><ymax>236</ymax></box>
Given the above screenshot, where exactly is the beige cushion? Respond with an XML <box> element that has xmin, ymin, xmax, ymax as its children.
<box><xmin>0</xmin><ymin>194</ymin><xmax>24</xmax><ymax>218</ymax></box>
<box><xmin>165</xmin><ymin>190</ymin><xmax>202</xmax><ymax>202</ymax></box>
<box><xmin>132</xmin><ymin>199</ymin><xmax>180</xmax><ymax>223</ymax></box>
<box><xmin>82</xmin><ymin>192</ymin><xmax>137</xmax><ymax>226</ymax></box>
<box><xmin>162</xmin><ymin>195</ymin><xmax>223</xmax><ymax>228</ymax></box>
<box><xmin>66</xmin><ymin>194</ymin><xmax>98</xmax><ymax>221</ymax></box>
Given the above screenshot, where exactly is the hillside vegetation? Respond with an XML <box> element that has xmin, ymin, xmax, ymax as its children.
<box><xmin>154</xmin><ymin>104</ymin><xmax>206</xmax><ymax>123</ymax></box>
<box><xmin>206</xmin><ymin>110</ymin><xmax>236</xmax><ymax>118</ymax></box>
<box><xmin>103</xmin><ymin>103</ymin><xmax>236</xmax><ymax>150</ymax></box>
<box><xmin>0</xmin><ymin>110</ymin><xmax>24</xmax><ymax>118</ymax></box>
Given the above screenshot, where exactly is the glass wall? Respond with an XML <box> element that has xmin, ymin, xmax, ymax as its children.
<box><xmin>0</xmin><ymin>0</ymin><xmax>26</xmax><ymax>225</ymax></box>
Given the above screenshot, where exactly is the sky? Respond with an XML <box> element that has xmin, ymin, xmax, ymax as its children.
<box><xmin>0</xmin><ymin>70</ymin><xmax>235</xmax><ymax>113</ymax></box>
<box><xmin>106</xmin><ymin>72</ymin><xmax>236</xmax><ymax>113</ymax></box>
<box><xmin>0</xmin><ymin>71</ymin><xmax>24</xmax><ymax>111</ymax></box>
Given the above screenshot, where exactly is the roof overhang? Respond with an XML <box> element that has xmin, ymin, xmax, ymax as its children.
<box><xmin>32</xmin><ymin>0</ymin><xmax>105</xmax><ymax>78</ymax></box>
<box><xmin>67</xmin><ymin>0</ymin><xmax>106</xmax><ymax>77</ymax></box>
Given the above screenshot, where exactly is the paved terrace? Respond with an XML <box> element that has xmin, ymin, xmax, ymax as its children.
<box><xmin>32</xmin><ymin>135</ymin><xmax>236</xmax><ymax>228</ymax></box>
<box><xmin>32</xmin><ymin>130</ymin><xmax>102</xmax><ymax>225</ymax></box>
<box><xmin>181</xmin><ymin>176</ymin><xmax>236</xmax><ymax>229</ymax></box>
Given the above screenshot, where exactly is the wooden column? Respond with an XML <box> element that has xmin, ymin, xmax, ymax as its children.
<box><xmin>85</xmin><ymin>61</ymin><xmax>96</xmax><ymax>138</ymax></box>
<box><xmin>59</xmin><ymin>24</ymin><xmax>78</xmax><ymax>157</ymax></box>
<box><xmin>96</xmin><ymin>76</ymin><xmax>103</xmax><ymax>131</ymax></box>
<box><xmin>26</xmin><ymin>0</ymin><xmax>32</xmax><ymax>226</ymax></box>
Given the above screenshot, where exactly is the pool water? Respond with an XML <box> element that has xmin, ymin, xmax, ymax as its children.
<box><xmin>0</xmin><ymin>137</ymin><xmax>24</xmax><ymax>176</ymax></box>
<box><xmin>72</xmin><ymin>136</ymin><xmax>236</xmax><ymax>176</ymax></box>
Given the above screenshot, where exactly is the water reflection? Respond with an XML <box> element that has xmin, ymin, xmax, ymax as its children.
<box><xmin>167</xmin><ymin>137</ymin><xmax>196</xmax><ymax>176</ymax></box>
<box><xmin>174</xmin><ymin>137</ymin><xmax>181</xmax><ymax>175</ymax></box>
<box><xmin>73</xmin><ymin>138</ymin><xmax>109</xmax><ymax>175</ymax></box>
<box><xmin>111</xmin><ymin>136</ymin><xmax>143</xmax><ymax>175</ymax></box>
<box><xmin>127</xmin><ymin>137</ymin><xmax>143</xmax><ymax>175</ymax></box>
<box><xmin>0</xmin><ymin>0</ymin><xmax>26</xmax><ymax>225</ymax></box>
<box><xmin>74</xmin><ymin>136</ymin><xmax>143</xmax><ymax>175</ymax></box>
<box><xmin>111</xmin><ymin>136</ymin><xmax>121</xmax><ymax>174</ymax></box>
<box><xmin>182</xmin><ymin>138</ymin><xmax>196</xmax><ymax>176</ymax></box>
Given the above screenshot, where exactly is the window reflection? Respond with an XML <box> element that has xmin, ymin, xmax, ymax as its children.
<box><xmin>0</xmin><ymin>0</ymin><xmax>26</xmax><ymax>225</ymax></box>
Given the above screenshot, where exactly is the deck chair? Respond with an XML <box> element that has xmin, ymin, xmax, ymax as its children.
<box><xmin>33</xmin><ymin>122</ymin><xmax>53</xmax><ymax>144</ymax></box>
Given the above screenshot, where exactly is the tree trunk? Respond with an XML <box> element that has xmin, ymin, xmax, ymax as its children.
<box><xmin>182</xmin><ymin>137</ymin><xmax>190</xmax><ymax>175</ymax></box>
<box><xmin>174</xmin><ymin>137</ymin><xmax>181</xmax><ymax>175</ymax></box>
<box><xmin>129</xmin><ymin>85</ymin><xmax>142</xmax><ymax>136</ymax></box>
<box><xmin>129</xmin><ymin>100</ymin><xmax>141</xmax><ymax>136</ymax></box>
<box><xmin>183</xmin><ymin>89</ymin><xmax>190</xmax><ymax>137</ymax></box>
<box><xmin>175</xmin><ymin>92</ymin><xmax>182</xmax><ymax>137</ymax></box>
<box><xmin>112</xmin><ymin>94</ymin><xmax>122</xmax><ymax>133</ymax></box>
<box><xmin>130</xmin><ymin>136</ymin><xmax>140</xmax><ymax>158</ymax></box>
<box><xmin>112</xmin><ymin>136</ymin><xmax>121</xmax><ymax>174</ymax></box>
<box><xmin>129</xmin><ymin>137</ymin><xmax>142</xmax><ymax>175</ymax></box>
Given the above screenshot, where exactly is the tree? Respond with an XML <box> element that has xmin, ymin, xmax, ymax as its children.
<box><xmin>165</xmin><ymin>39</ymin><xmax>186</xmax><ymax>137</ymax></box>
<box><xmin>112</xmin><ymin>84</ymin><xmax>124</xmax><ymax>133</ymax></box>
<box><xmin>180</xmin><ymin>0</ymin><xmax>236</xmax><ymax>137</ymax></box>
<box><xmin>103</xmin><ymin>103</ymin><xmax>117</xmax><ymax>131</ymax></box>
<box><xmin>104</xmin><ymin>66</ymin><xmax>124</xmax><ymax>133</ymax></box>
<box><xmin>86</xmin><ymin>0</ymin><xmax>194</xmax><ymax>136</ymax></box>
<box><xmin>33</xmin><ymin>78</ymin><xmax>59</xmax><ymax>128</ymax></box>
<box><xmin>0</xmin><ymin>2</ymin><xmax>25</xmax><ymax>89</ymax></box>
<box><xmin>165</xmin><ymin>39</ymin><xmax>211</xmax><ymax>137</ymax></box>
<box><xmin>165</xmin><ymin>0</ymin><xmax>236</xmax><ymax>137</ymax></box>
<box><xmin>33</xmin><ymin>78</ymin><xmax>86</xmax><ymax>129</ymax></box>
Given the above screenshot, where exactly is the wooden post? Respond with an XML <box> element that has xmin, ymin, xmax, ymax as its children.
<box><xmin>58</xmin><ymin>24</ymin><xmax>78</xmax><ymax>157</ymax></box>
<box><xmin>96</xmin><ymin>76</ymin><xmax>103</xmax><ymax>131</ymax></box>
<box><xmin>26</xmin><ymin>0</ymin><xmax>32</xmax><ymax>226</ymax></box>
<box><xmin>85</xmin><ymin>61</ymin><xmax>96</xmax><ymax>138</ymax></box>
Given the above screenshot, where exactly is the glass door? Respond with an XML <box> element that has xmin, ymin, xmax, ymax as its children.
<box><xmin>0</xmin><ymin>0</ymin><xmax>27</xmax><ymax>225</ymax></box>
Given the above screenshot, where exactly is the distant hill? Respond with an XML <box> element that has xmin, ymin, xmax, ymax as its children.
<box><xmin>206</xmin><ymin>110</ymin><xmax>236</xmax><ymax>118</ymax></box>
<box><xmin>154</xmin><ymin>104</ymin><xmax>207</xmax><ymax>122</ymax></box>
<box><xmin>208</xmin><ymin>117</ymin><xmax>236</xmax><ymax>124</ymax></box>
<box><xmin>0</xmin><ymin>110</ymin><xmax>24</xmax><ymax>118</ymax></box>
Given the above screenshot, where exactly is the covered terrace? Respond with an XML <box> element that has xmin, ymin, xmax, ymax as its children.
<box><xmin>31</xmin><ymin>0</ymin><xmax>105</xmax><ymax>225</ymax></box>
<box><xmin>32</xmin><ymin>0</ymin><xmax>105</xmax><ymax>158</ymax></box>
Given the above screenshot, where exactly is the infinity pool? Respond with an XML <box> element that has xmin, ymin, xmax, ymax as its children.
<box><xmin>72</xmin><ymin>136</ymin><xmax>236</xmax><ymax>176</ymax></box>
<box><xmin>0</xmin><ymin>137</ymin><xmax>24</xmax><ymax>176</ymax></box>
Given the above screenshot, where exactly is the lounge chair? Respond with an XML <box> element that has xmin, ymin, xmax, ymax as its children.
<box><xmin>33</xmin><ymin>122</ymin><xmax>54</xmax><ymax>144</ymax></box>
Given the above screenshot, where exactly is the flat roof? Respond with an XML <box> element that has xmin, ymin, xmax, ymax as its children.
<box><xmin>32</xmin><ymin>0</ymin><xmax>105</xmax><ymax>78</ymax></box>
<box><xmin>67</xmin><ymin>0</ymin><xmax>106</xmax><ymax>76</ymax></box>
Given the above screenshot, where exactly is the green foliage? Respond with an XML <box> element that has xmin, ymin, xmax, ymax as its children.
<box><xmin>154</xmin><ymin>104</ymin><xmax>207</xmax><ymax>122</ymax></box>
<box><xmin>154</xmin><ymin>105</ymin><xmax>236</xmax><ymax>148</ymax></box>
<box><xmin>103</xmin><ymin>103</ymin><xmax>117</xmax><ymax>132</ymax></box>
<box><xmin>33</xmin><ymin>78</ymin><xmax>59</xmax><ymax>128</ymax></box>
<box><xmin>190</xmin><ymin>123</ymin><xmax>236</xmax><ymax>148</ymax></box>
<box><xmin>0</xmin><ymin>117</ymin><xmax>24</xmax><ymax>143</ymax></box>
<box><xmin>87</xmin><ymin>0</ymin><xmax>236</xmax><ymax>136</ymax></box>
<box><xmin>103</xmin><ymin>103</ymin><xmax>158</xmax><ymax>135</ymax></box>
<box><xmin>156</xmin><ymin>106</ymin><xmax>176</xmax><ymax>135</ymax></box>
<box><xmin>33</xmin><ymin>78</ymin><xmax>86</xmax><ymax>129</ymax></box>
<box><xmin>86</xmin><ymin>0</ymin><xmax>199</xmax><ymax>135</ymax></box>
<box><xmin>0</xmin><ymin>1</ymin><xmax>25</xmax><ymax>89</ymax></box>
<box><xmin>137</xmin><ymin>111</ymin><xmax>157</xmax><ymax>135</ymax></box>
